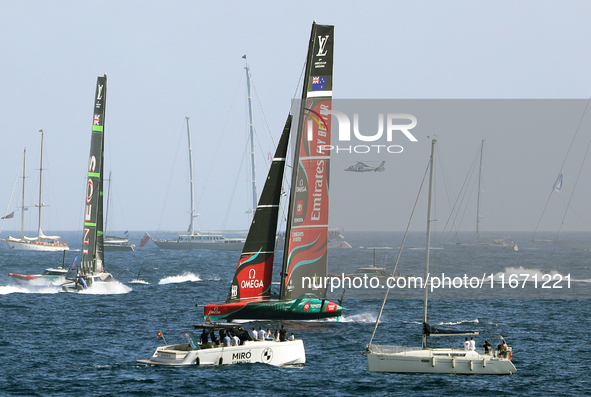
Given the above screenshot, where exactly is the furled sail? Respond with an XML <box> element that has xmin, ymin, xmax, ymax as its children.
<box><xmin>423</xmin><ymin>323</ymin><xmax>479</xmax><ymax>337</ymax></box>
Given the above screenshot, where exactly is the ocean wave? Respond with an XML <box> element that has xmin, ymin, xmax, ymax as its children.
<box><xmin>77</xmin><ymin>280</ymin><xmax>132</xmax><ymax>295</ymax></box>
<box><xmin>0</xmin><ymin>285</ymin><xmax>60</xmax><ymax>295</ymax></box>
<box><xmin>158</xmin><ymin>272</ymin><xmax>202</xmax><ymax>285</ymax></box>
<box><xmin>493</xmin><ymin>266</ymin><xmax>567</xmax><ymax>282</ymax></box>
<box><xmin>129</xmin><ymin>279</ymin><xmax>150</xmax><ymax>285</ymax></box>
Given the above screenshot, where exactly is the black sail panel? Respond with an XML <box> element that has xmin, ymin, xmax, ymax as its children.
<box><xmin>281</xmin><ymin>23</ymin><xmax>334</xmax><ymax>300</ymax></box>
<box><xmin>226</xmin><ymin>115</ymin><xmax>292</xmax><ymax>302</ymax></box>
<box><xmin>81</xmin><ymin>75</ymin><xmax>106</xmax><ymax>275</ymax></box>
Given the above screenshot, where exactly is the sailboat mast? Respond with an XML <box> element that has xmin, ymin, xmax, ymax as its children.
<box><xmin>244</xmin><ymin>57</ymin><xmax>258</xmax><ymax>216</ymax></box>
<box><xmin>422</xmin><ymin>139</ymin><xmax>436</xmax><ymax>349</ymax></box>
<box><xmin>37</xmin><ymin>130</ymin><xmax>44</xmax><ymax>238</ymax></box>
<box><xmin>21</xmin><ymin>148</ymin><xmax>26</xmax><ymax>240</ymax></box>
<box><xmin>105</xmin><ymin>171</ymin><xmax>112</xmax><ymax>234</ymax></box>
<box><xmin>186</xmin><ymin>117</ymin><xmax>195</xmax><ymax>235</ymax></box>
<box><xmin>476</xmin><ymin>140</ymin><xmax>484</xmax><ymax>241</ymax></box>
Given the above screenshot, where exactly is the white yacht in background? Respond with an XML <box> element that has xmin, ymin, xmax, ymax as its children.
<box><xmin>443</xmin><ymin>140</ymin><xmax>517</xmax><ymax>252</ymax></box>
<box><xmin>1</xmin><ymin>132</ymin><xmax>69</xmax><ymax>252</ymax></box>
<box><xmin>147</xmin><ymin>117</ymin><xmax>245</xmax><ymax>251</ymax></box>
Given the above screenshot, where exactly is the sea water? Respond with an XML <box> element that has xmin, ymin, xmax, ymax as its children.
<box><xmin>0</xmin><ymin>231</ymin><xmax>589</xmax><ymax>396</ymax></box>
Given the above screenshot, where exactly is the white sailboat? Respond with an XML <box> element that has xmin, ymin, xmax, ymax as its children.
<box><xmin>62</xmin><ymin>75</ymin><xmax>115</xmax><ymax>292</ymax></box>
<box><xmin>148</xmin><ymin>117</ymin><xmax>246</xmax><ymax>251</ymax></box>
<box><xmin>364</xmin><ymin>139</ymin><xmax>517</xmax><ymax>375</ymax></box>
<box><xmin>443</xmin><ymin>140</ymin><xmax>518</xmax><ymax>251</ymax></box>
<box><xmin>0</xmin><ymin>133</ymin><xmax>69</xmax><ymax>252</ymax></box>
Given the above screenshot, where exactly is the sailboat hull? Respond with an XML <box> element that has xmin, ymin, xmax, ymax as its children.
<box><xmin>442</xmin><ymin>242</ymin><xmax>518</xmax><ymax>251</ymax></box>
<box><xmin>366</xmin><ymin>346</ymin><xmax>516</xmax><ymax>375</ymax></box>
<box><xmin>8</xmin><ymin>272</ymin><xmax>66</xmax><ymax>286</ymax></box>
<box><xmin>152</xmin><ymin>238</ymin><xmax>244</xmax><ymax>251</ymax></box>
<box><xmin>204</xmin><ymin>297</ymin><xmax>343</xmax><ymax>321</ymax></box>
<box><xmin>3</xmin><ymin>239</ymin><xmax>69</xmax><ymax>251</ymax></box>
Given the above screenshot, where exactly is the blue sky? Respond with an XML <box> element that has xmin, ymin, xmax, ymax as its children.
<box><xmin>1</xmin><ymin>1</ymin><xmax>591</xmax><ymax>233</ymax></box>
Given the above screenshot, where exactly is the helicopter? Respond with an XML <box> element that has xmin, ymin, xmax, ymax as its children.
<box><xmin>345</xmin><ymin>161</ymin><xmax>385</xmax><ymax>172</ymax></box>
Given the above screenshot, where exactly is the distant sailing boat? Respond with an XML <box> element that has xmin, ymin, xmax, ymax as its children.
<box><xmin>147</xmin><ymin>117</ymin><xmax>246</xmax><ymax>251</ymax></box>
<box><xmin>0</xmin><ymin>132</ymin><xmax>69</xmax><ymax>251</ymax></box>
<box><xmin>62</xmin><ymin>75</ymin><xmax>114</xmax><ymax>292</ymax></box>
<box><xmin>203</xmin><ymin>22</ymin><xmax>343</xmax><ymax>321</ymax></box>
<box><xmin>533</xmin><ymin>102</ymin><xmax>591</xmax><ymax>249</ymax></box>
<box><xmin>364</xmin><ymin>140</ymin><xmax>516</xmax><ymax>375</ymax></box>
<box><xmin>104</xmin><ymin>171</ymin><xmax>135</xmax><ymax>252</ymax></box>
<box><xmin>443</xmin><ymin>140</ymin><xmax>518</xmax><ymax>251</ymax></box>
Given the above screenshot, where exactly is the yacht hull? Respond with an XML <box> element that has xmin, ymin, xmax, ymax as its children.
<box><xmin>152</xmin><ymin>239</ymin><xmax>244</xmax><ymax>251</ymax></box>
<box><xmin>8</xmin><ymin>273</ymin><xmax>65</xmax><ymax>286</ymax></box>
<box><xmin>3</xmin><ymin>239</ymin><xmax>69</xmax><ymax>252</ymax></box>
<box><xmin>204</xmin><ymin>297</ymin><xmax>343</xmax><ymax>321</ymax></box>
<box><xmin>366</xmin><ymin>346</ymin><xmax>516</xmax><ymax>375</ymax></box>
<box><xmin>442</xmin><ymin>243</ymin><xmax>518</xmax><ymax>252</ymax></box>
<box><xmin>138</xmin><ymin>339</ymin><xmax>305</xmax><ymax>367</ymax></box>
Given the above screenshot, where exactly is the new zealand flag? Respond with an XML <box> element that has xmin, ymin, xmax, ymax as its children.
<box><xmin>312</xmin><ymin>76</ymin><xmax>326</xmax><ymax>91</ymax></box>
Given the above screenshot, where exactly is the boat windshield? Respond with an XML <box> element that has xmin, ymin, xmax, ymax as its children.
<box><xmin>182</xmin><ymin>332</ymin><xmax>200</xmax><ymax>349</ymax></box>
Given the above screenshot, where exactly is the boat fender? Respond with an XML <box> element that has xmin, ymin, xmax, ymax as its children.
<box><xmin>470</xmin><ymin>360</ymin><xmax>473</xmax><ymax>371</ymax></box>
<box><xmin>508</xmin><ymin>351</ymin><xmax>512</xmax><ymax>360</ymax></box>
<box><xmin>482</xmin><ymin>358</ymin><xmax>486</xmax><ymax>367</ymax></box>
<box><xmin>195</xmin><ymin>358</ymin><xmax>200</xmax><ymax>366</ymax></box>
<box><xmin>218</xmin><ymin>357</ymin><xmax>223</xmax><ymax>366</ymax></box>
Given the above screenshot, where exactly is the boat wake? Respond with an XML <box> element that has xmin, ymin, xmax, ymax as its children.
<box><xmin>329</xmin><ymin>312</ymin><xmax>379</xmax><ymax>323</ymax></box>
<box><xmin>493</xmin><ymin>266</ymin><xmax>567</xmax><ymax>282</ymax></box>
<box><xmin>0</xmin><ymin>285</ymin><xmax>60</xmax><ymax>295</ymax></box>
<box><xmin>158</xmin><ymin>272</ymin><xmax>202</xmax><ymax>285</ymax></box>
<box><xmin>77</xmin><ymin>281</ymin><xmax>132</xmax><ymax>295</ymax></box>
<box><xmin>129</xmin><ymin>279</ymin><xmax>150</xmax><ymax>285</ymax></box>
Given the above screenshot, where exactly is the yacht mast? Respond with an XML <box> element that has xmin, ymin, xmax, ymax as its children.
<box><xmin>105</xmin><ymin>171</ymin><xmax>112</xmax><ymax>234</ymax></box>
<box><xmin>20</xmin><ymin>149</ymin><xmax>26</xmax><ymax>239</ymax></box>
<box><xmin>244</xmin><ymin>56</ymin><xmax>258</xmax><ymax>216</ymax></box>
<box><xmin>37</xmin><ymin>130</ymin><xmax>44</xmax><ymax>238</ymax></box>
<box><xmin>476</xmin><ymin>140</ymin><xmax>484</xmax><ymax>241</ymax></box>
<box><xmin>422</xmin><ymin>139</ymin><xmax>436</xmax><ymax>349</ymax></box>
<box><xmin>186</xmin><ymin>117</ymin><xmax>196</xmax><ymax>235</ymax></box>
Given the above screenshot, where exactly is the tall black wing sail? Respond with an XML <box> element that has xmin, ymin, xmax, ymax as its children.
<box><xmin>280</xmin><ymin>23</ymin><xmax>334</xmax><ymax>300</ymax></box>
<box><xmin>81</xmin><ymin>75</ymin><xmax>106</xmax><ymax>274</ymax></box>
<box><xmin>226</xmin><ymin>115</ymin><xmax>292</xmax><ymax>302</ymax></box>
